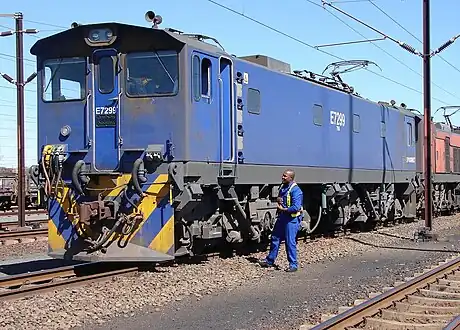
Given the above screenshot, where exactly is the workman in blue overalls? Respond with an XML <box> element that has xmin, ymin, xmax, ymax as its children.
<box><xmin>259</xmin><ymin>169</ymin><xmax>303</xmax><ymax>272</ymax></box>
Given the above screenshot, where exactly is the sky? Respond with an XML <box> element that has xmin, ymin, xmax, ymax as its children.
<box><xmin>0</xmin><ymin>0</ymin><xmax>459</xmax><ymax>167</ymax></box>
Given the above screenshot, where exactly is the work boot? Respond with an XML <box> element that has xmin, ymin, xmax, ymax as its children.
<box><xmin>285</xmin><ymin>266</ymin><xmax>298</xmax><ymax>272</ymax></box>
<box><xmin>258</xmin><ymin>259</ymin><xmax>274</xmax><ymax>268</ymax></box>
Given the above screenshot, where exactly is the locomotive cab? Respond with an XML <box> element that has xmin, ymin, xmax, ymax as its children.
<box><xmin>29</xmin><ymin>19</ymin><xmax>198</xmax><ymax>262</ymax></box>
<box><xmin>31</xmin><ymin>22</ymin><xmax>184</xmax><ymax>172</ymax></box>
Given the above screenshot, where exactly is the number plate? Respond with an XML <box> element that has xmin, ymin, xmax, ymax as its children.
<box><xmin>95</xmin><ymin>106</ymin><xmax>117</xmax><ymax>127</ymax></box>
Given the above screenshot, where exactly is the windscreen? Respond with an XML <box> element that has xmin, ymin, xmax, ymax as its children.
<box><xmin>42</xmin><ymin>57</ymin><xmax>87</xmax><ymax>102</ymax></box>
<box><xmin>125</xmin><ymin>50</ymin><xmax>179</xmax><ymax>97</ymax></box>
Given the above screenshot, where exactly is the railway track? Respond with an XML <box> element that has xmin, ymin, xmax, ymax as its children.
<box><xmin>0</xmin><ymin>218</ymin><xmax>48</xmax><ymax>229</ymax></box>
<box><xmin>0</xmin><ymin>262</ymin><xmax>140</xmax><ymax>301</ymax></box>
<box><xmin>302</xmin><ymin>254</ymin><xmax>460</xmax><ymax>330</ymax></box>
<box><xmin>0</xmin><ymin>216</ymin><xmax>453</xmax><ymax>303</ymax></box>
<box><xmin>0</xmin><ymin>209</ymin><xmax>47</xmax><ymax>217</ymax></box>
<box><xmin>0</xmin><ymin>228</ymin><xmax>48</xmax><ymax>240</ymax></box>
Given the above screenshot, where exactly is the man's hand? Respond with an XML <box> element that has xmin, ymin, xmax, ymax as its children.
<box><xmin>277</xmin><ymin>197</ymin><xmax>283</xmax><ymax>204</ymax></box>
<box><xmin>277</xmin><ymin>204</ymin><xmax>287</xmax><ymax>212</ymax></box>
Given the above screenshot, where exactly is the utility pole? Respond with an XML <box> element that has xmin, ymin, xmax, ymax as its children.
<box><xmin>15</xmin><ymin>12</ymin><xmax>26</xmax><ymax>229</ymax></box>
<box><xmin>422</xmin><ymin>0</ymin><xmax>433</xmax><ymax>233</ymax></box>
<box><xmin>0</xmin><ymin>13</ymin><xmax>37</xmax><ymax>229</ymax></box>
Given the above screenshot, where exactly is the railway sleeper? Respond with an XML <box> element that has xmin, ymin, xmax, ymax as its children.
<box><xmin>418</xmin><ymin>288</ymin><xmax>460</xmax><ymax>300</ymax></box>
<box><xmin>380</xmin><ymin>309</ymin><xmax>453</xmax><ymax>323</ymax></box>
<box><xmin>438</xmin><ymin>279</ymin><xmax>460</xmax><ymax>287</ymax></box>
<box><xmin>445</xmin><ymin>274</ymin><xmax>460</xmax><ymax>281</ymax></box>
<box><xmin>301</xmin><ymin>256</ymin><xmax>460</xmax><ymax>330</ymax></box>
<box><xmin>429</xmin><ymin>283</ymin><xmax>460</xmax><ymax>293</ymax></box>
<box><xmin>407</xmin><ymin>295</ymin><xmax>460</xmax><ymax>307</ymax></box>
<box><xmin>394</xmin><ymin>301</ymin><xmax>460</xmax><ymax>314</ymax></box>
<box><xmin>363</xmin><ymin>317</ymin><xmax>448</xmax><ymax>330</ymax></box>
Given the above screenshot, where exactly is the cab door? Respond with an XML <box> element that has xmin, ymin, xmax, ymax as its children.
<box><xmin>218</xmin><ymin>57</ymin><xmax>234</xmax><ymax>163</ymax></box>
<box><xmin>91</xmin><ymin>49</ymin><xmax>120</xmax><ymax>171</ymax></box>
<box><xmin>445</xmin><ymin>137</ymin><xmax>451</xmax><ymax>173</ymax></box>
<box><xmin>404</xmin><ymin>115</ymin><xmax>416</xmax><ymax>170</ymax></box>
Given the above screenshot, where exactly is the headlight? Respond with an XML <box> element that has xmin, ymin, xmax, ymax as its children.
<box><xmin>60</xmin><ymin>125</ymin><xmax>71</xmax><ymax>137</ymax></box>
<box><xmin>87</xmin><ymin>28</ymin><xmax>114</xmax><ymax>44</ymax></box>
<box><xmin>91</xmin><ymin>31</ymin><xmax>100</xmax><ymax>41</ymax></box>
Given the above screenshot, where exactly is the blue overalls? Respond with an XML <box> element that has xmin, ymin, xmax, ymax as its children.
<box><xmin>265</xmin><ymin>182</ymin><xmax>303</xmax><ymax>270</ymax></box>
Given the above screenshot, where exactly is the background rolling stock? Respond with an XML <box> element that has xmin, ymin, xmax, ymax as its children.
<box><xmin>0</xmin><ymin>171</ymin><xmax>41</xmax><ymax>211</ymax></box>
<box><xmin>415</xmin><ymin>119</ymin><xmax>460</xmax><ymax>216</ymax></box>
<box><xmin>27</xmin><ymin>12</ymin><xmax>460</xmax><ymax>263</ymax></box>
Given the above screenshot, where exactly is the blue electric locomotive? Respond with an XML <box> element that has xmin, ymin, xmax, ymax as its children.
<box><xmin>29</xmin><ymin>11</ymin><xmax>419</xmax><ymax>262</ymax></box>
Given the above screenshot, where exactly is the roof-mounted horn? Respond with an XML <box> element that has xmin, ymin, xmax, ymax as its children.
<box><xmin>145</xmin><ymin>10</ymin><xmax>163</xmax><ymax>29</ymax></box>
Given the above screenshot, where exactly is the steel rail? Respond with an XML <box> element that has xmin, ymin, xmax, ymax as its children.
<box><xmin>0</xmin><ymin>228</ymin><xmax>47</xmax><ymax>239</ymax></box>
<box><xmin>0</xmin><ymin>218</ymin><xmax>48</xmax><ymax>225</ymax></box>
<box><xmin>0</xmin><ymin>263</ymin><xmax>139</xmax><ymax>301</ymax></box>
<box><xmin>310</xmin><ymin>256</ymin><xmax>460</xmax><ymax>329</ymax></box>
<box><xmin>0</xmin><ymin>210</ymin><xmax>47</xmax><ymax>217</ymax></box>
<box><xmin>0</xmin><ymin>218</ymin><xmax>48</xmax><ymax>230</ymax></box>
<box><xmin>445</xmin><ymin>315</ymin><xmax>460</xmax><ymax>330</ymax></box>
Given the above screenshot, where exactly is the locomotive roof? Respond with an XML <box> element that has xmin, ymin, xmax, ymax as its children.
<box><xmin>29</xmin><ymin>22</ymin><xmax>421</xmax><ymax>118</ymax></box>
<box><xmin>30</xmin><ymin>22</ymin><xmax>225</xmax><ymax>59</ymax></box>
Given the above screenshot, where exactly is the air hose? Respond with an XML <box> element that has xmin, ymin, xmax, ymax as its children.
<box><xmin>40</xmin><ymin>154</ymin><xmax>52</xmax><ymax>197</ymax></box>
<box><xmin>304</xmin><ymin>206</ymin><xmax>323</xmax><ymax>234</ymax></box>
<box><xmin>71</xmin><ymin>160</ymin><xmax>86</xmax><ymax>195</ymax></box>
<box><xmin>132</xmin><ymin>158</ymin><xmax>147</xmax><ymax>196</ymax></box>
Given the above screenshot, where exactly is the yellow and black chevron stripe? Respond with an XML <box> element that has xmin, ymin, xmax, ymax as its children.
<box><xmin>47</xmin><ymin>172</ymin><xmax>175</xmax><ymax>258</ymax></box>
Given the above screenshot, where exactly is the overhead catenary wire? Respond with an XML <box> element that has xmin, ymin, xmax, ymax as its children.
<box><xmin>0</xmin><ymin>23</ymin><xmax>12</xmax><ymax>30</ymax></box>
<box><xmin>0</xmin><ymin>85</ymin><xmax>35</xmax><ymax>93</ymax></box>
<box><xmin>205</xmin><ymin>0</ymin><xmax>450</xmax><ymax>105</ymax></box>
<box><xmin>330</xmin><ymin>0</ymin><xmax>389</xmax><ymax>3</ymax></box>
<box><xmin>0</xmin><ymin>52</ymin><xmax>35</xmax><ymax>63</ymax></box>
<box><xmin>322</xmin><ymin>1</ymin><xmax>460</xmax><ymax>59</ymax></box>
<box><xmin>22</xmin><ymin>19</ymin><xmax>67</xmax><ymax>29</ymax></box>
<box><xmin>305</xmin><ymin>0</ymin><xmax>460</xmax><ymax>102</ymax></box>
<box><xmin>366</xmin><ymin>0</ymin><xmax>460</xmax><ymax>75</ymax></box>
<box><xmin>19</xmin><ymin>8</ymin><xmax>460</xmax><ymax>105</ymax></box>
<box><xmin>7</xmin><ymin>6</ymin><xmax>459</xmax><ymax>107</ymax></box>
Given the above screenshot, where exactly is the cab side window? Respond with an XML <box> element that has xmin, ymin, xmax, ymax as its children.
<box><xmin>192</xmin><ymin>55</ymin><xmax>212</xmax><ymax>102</ymax></box>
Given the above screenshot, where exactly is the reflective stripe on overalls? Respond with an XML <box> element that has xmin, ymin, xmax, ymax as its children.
<box><xmin>286</xmin><ymin>182</ymin><xmax>303</xmax><ymax>218</ymax></box>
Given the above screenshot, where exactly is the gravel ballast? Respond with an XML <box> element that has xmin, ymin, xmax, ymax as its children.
<box><xmin>0</xmin><ymin>216</ymin><xmax>459</xmax><ymax>330</ymax></box>
<box><xmin>0</xmin><ymin>239</ymin><xmax>47</xmax><ymax>261</ymax></box>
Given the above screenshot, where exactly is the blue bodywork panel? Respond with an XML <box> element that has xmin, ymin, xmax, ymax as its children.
<box><xmin>228</xmin><ymin>59</ymin><xmax>416</xmax><ymax>172</ymax></box>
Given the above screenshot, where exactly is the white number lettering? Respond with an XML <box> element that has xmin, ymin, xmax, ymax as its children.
<box><xmin>95</xmin><ymin>106</ymin><xmax>117</xmax><ymax>115</ymax></box>
<box><xmin>330</xmin><ymin>110</ymin><xmax>346</xmax><ymax>131</ymax></box>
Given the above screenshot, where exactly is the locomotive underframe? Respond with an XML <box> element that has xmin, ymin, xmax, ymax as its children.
<box><xmin>31</xmin><ymin>155</ymin><xmax>423</xmax><ymax>261</ymax></box>
<box><xmin>168</xmin><ymin>161</ymin><xmax>419</xmax><ymax>257</ymax></box>
<box><xmin>415</xmin><ymin>172</ymin><xmax>460</xmax><ymax>218</ymax></box>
